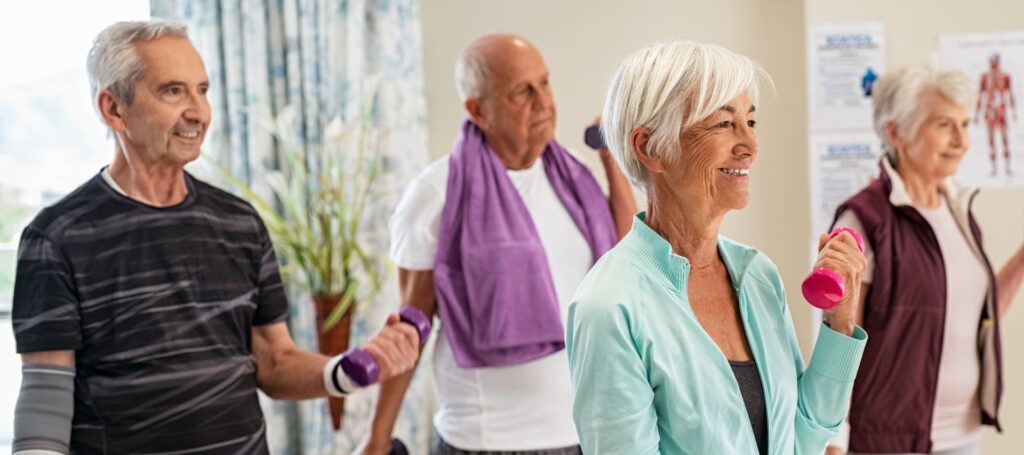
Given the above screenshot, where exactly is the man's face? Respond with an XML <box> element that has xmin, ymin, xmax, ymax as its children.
<box><xmin>475</xmin><ymin>40</ymin><xmax>557</xmax><ymax>156</ymax></box>
<box><xmin>117</xmin><ymin>37</ymin><xmax>211</xmax><ymax>167</ymax></box>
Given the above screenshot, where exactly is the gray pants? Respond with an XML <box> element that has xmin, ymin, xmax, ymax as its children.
<box><xmin>431</xmin><ymin>433</ymin><xmax>582</xmax><ymax>455</ymax></box>
<box><xmin>852</xmin><ymin>441</ymin><xmax>980</xmax><ymax>455</ymax></box>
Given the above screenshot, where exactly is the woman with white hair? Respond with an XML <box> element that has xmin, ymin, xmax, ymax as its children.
<box><xmin>565</xmin><ymin>40</ymin><xmax>868</xmax><ymax>454</ymax></box>
<box><xmin>824</xmin><ymin>64</ymin><xmax>1024</xmax><ymax>455</ymax></box>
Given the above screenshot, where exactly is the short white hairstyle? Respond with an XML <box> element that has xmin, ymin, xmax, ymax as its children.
<box><xmin>601</xmin><ymin>40</ymin><xmax>772</xmax><ymax>188</ymax></box>
<box><xmin>87</xmin><ymin>20</ymin><xmax>189</xmax><ymax>115</ymax></box>
<box><xmin>872</xmin><ymin>63</ymin><xmax>976</xmax><ymax>162</ymax></box>
<box><xmin>454</xmin><ymin>44</ymin><xmax>490</xmax><ymax>101</ymax></box>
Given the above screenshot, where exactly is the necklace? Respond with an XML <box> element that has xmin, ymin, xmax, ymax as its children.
<box><xmin>689</xmin><ymin>259</ymin><xmax>716</xmax><ymax>271</ymax></box>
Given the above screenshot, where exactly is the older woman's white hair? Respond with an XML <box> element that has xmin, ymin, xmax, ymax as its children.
<box><xmin>601</xmin><ymin>40</ymin><xmax>772</xmax><ymax>188</ymax></box>
<box><xmin>87</xmin><ymin>20</ymin><xmax>189</xmax><ymax>116</ymax></box>
<box><xmin>871</xmin><ymin>63</ymin><xmax>976</xmax><ymax>163</ymax></box>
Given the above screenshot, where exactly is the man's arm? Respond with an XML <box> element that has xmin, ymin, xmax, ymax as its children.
<box><xmin>252</xmin><ymin>323</ymin><xmax>331</xmax><ymax>399</ymax></box>
<box><xmin>599</xmin><ymin>148</ymin><xmax>637</xmax><ymax>238</ymax></box>
<box><xmin>361</xmin><ymin>268</ymin><xmax>437</xmax><ymax>455</ymax></box>
<box><xmin>253</xmin><ymin>315</ymin><xmax>420</xmax><ymax>400</ymax></box>
<box><xmin>15</xmin><ymin>351</ymin><xmax>76</xmax><ymax>455</ymax></box>
<box><xmin>21</xmin><ymin>351</ymin><xmax>74</xmax><ymax>366</ymax></box>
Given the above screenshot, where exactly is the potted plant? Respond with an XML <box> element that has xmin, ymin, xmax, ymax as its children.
<box><xmin>212</xmin><ymin>90</ymin><xmax>387</xmax><ymax>431</ymax></box>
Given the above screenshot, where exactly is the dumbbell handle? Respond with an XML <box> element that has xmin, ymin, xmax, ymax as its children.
<box><xmin>802</xmin><ymin>227</ymin><xmax>865</xmax><ymax>310</ymax></box>
<box><xmin>340</xmin><ymin>306</ymin><xmax>431</xmax><ymax>388</ymax></box>
<box><xmin>389</xmin><ymin>438</ymin><xmax>409</xmax><ymax>455</ymax></box>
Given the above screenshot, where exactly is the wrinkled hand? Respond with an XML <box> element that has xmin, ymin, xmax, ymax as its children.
<box><xmin>362</xmin><ymin>313</ymin><xmax>420</xmax><ymax>382</ymax></box>
<box><xmin>814</xmin><ymin>231</ymin><xmax>866</xmax><ymax>336</ymax></box>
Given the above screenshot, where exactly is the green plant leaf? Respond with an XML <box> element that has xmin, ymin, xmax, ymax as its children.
<box><xmin>321</xmin><ymin>280</ymin><xmax>359</xmax><ymax>331</ymax></box>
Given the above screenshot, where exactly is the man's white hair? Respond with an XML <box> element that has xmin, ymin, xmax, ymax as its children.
<box><xmin>871</xmin><ymin>63</ymin><xmax>976</xmax><ymax>163</ymax></box>
<box><xmin>454</xmin><ymin>46</ymin><xmax>490</xmax><ymax>101</ymax></box>
<box><xmin>601</xmin><ymin>40</ymin><xmax>772</xmax><ymax>188</ymax></box>
<box><xmin>87</xmin><ymin>20</ymin><xmax>190</xmax><ymax>117</ymax></box>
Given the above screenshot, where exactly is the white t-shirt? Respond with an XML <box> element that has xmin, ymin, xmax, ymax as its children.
<box><xmin>389</xmin><ymin>155</ymin><xmax>592</xmax><ymax>450</ymax></box>
<box><xmin>836</xmin><ymin>198</ymin><xmax>988</xmax><ymax>451</ymax></box>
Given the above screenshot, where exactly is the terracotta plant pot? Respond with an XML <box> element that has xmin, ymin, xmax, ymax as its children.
<box><xmin>313</xmin><ymin>293</ymin><xmax>353</xmax><ymax>431</ymax></box>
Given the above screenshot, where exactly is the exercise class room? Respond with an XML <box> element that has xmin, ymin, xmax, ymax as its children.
<box><xmin>2</xmin><ymin>0</ymin><xmax>1023</xmax><ymax>454</ymax></box>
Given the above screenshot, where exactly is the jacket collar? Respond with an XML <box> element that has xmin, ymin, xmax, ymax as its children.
<box><xmin>620</xmin><ymin>212</ymin><xmax>760</xmax><ymax>293</ymax></box>
<box><xmin>879</xmin><ymin>156</ymin><xmax>978</xmax><ymax>220</ymax></box>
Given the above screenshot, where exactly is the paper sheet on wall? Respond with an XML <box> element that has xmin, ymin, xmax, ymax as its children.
<box><xmin>807</xmin><ymin>22</ymin><xmax>886</xmax><ymax>132</ymax></box>
<box><xmin>809</xmin><ymin>132</ymin><xmax>881</xmax><ymax>255</ymax></box>
<box><xmin>940</xmin><ymin>31</ymin><xmax>1024</xmax><ymax>188</ymax></box>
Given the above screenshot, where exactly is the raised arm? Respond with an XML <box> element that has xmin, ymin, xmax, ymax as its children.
<box><xmin>600</xmin><ymin>147</ymin><xmax>638</xmax><ymax>238</ymax></box>
<box><xmin>997</xmin><ymin>243</ymin><xmax>1024</xmax><ymax>317</ymax></box>
<box><xmin>252</xmin><ymin>313</ymin><xmax>420</xmax><ymax>400</ymax></box>
<box><xmin>360</xmin><ymin>268</ymin><xmax>437</xmax><ymax>455</ymax></box>
<box><xmin>794</xmin><ymin>231</ymin><xmax>868</xmax><ymax>454</ymax></box>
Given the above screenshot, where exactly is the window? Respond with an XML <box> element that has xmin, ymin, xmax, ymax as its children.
<box><xmin>0</xmin><ymin>1</ymin><xmax>150</xmax><ymax>449</ymax></box>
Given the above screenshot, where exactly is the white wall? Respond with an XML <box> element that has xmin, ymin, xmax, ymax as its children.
<box><xmin>421</xmin><ymin>0</ymin><xmax>1024</xmax><ymax>452</ymax></box>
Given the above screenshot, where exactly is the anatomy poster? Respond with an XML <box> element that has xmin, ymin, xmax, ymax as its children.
<box><xmin>807</xmin><ymin>22</ymin><xmax>886</xmax><ymax>131</ymax></box>
<box><xmin>940</xmin><ymin>31</ymin><xmax>1024</xmax><ymax>188</ymax></box>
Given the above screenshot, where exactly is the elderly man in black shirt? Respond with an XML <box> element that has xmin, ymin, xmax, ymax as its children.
<box><xmin>11</xmin><ymin>20</ymin><xmax>420</xmax><ymax>454</ymax></box>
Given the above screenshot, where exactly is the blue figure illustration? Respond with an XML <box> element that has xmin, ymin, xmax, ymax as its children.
<box><xmin>861</xmin><ymin>67</ymin><xmax>878</xmax><ymax>97</ymax></box>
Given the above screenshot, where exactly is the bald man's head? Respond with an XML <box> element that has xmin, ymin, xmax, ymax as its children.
<box><xmin>455</xmin><ymin>34</ymin><xmax>542</xmax><ymax>101</ymax></box>
<box><xmin>456</xmin><ymin>34</ymin><xmax>557</xmax><ymax>167</ymax></box>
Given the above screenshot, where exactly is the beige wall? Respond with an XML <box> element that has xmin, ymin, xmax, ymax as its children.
<box><xmin>421</xmin><ymin>0</ymin><xmax>1024</xmax><ymax>452</ymax></box>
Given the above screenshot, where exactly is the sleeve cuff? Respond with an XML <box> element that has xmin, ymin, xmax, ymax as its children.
<box><xmin>808</xmin><ymin>322</ymin><xmax>867</xmax><ymax>381</ymax></box>
<box><xmin>389</xmin><ymin>252</ymin><xmax>435</xmax><ymax>271</ymax></box>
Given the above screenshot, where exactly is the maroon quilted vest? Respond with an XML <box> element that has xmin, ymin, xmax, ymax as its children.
<box><xmin>832</xmin><ymin>161</ymin><xmax>1002</xmax><ymax>453</ymax></box>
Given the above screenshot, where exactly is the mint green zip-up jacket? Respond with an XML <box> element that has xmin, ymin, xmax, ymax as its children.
<box><xmin>566</xmin><ymin>215</ymin><xmax>867</xmax><ymax>454</ymax></box>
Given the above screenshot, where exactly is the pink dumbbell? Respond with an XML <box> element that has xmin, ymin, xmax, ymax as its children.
<box><xmin>340</xmin><ymin>306</ymin><xmax>431</xmax><ymax>387</ymax></box>
<box><xmin>802</xmin><ymin>227</ymin><xmax>865</xmax><ymax>310</ymax></box>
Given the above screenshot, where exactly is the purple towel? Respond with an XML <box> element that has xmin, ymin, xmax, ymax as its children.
<box><xmin>433</xmin><ymin>119</ymin><xmax>617</xmax><ymax>368</ymax></box>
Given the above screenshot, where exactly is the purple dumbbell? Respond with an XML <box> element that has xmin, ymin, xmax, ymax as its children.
<box><xmin>802</xmin><ymin>227</ymin><xmax>865</xmax><ymax>310</ymax></box>
<box><xmin>340</xmin><ymin>306</ymin><xmax>431</xmax><ymax>387</ymax></box>
<box><xmin>389</xmin><ymin>438</ymin><xmax>409</xmax><ymax>455</ymax></box>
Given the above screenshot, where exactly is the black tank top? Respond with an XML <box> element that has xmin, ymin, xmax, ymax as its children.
<box><xmin>730</xmin><ymin>359</ymin><xmax>768</xmax><ymax>455</ymax></box>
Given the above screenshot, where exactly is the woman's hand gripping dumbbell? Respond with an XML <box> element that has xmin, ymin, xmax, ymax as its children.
<box><xmin>803</xmin><ymin>227</ymin><xmax>867</xmax><ymax>336</ymax></box>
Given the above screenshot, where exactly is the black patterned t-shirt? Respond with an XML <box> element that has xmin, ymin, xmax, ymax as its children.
<box><xmin>13</xmin><ymin>171</ymin><xmax>289</xmax><ymax>454</ymax></box>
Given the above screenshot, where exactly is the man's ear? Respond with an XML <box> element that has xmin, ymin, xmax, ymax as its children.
<box><xmin>464</xmin><ymin>98</ymin><xmax>486</xmax><ymax>128</ymax></box>
<box><xmin>631</xmin><ymin>126</ymin><xmax>665</xmax><ymax>174</ymax></box>
<box><xmin>98</xmin><ymin>90</ymin><xmax>128</xmax><ymax>133</ymax></box>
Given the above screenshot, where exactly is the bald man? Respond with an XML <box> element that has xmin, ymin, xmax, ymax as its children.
<box><xmin>359</xmin><ymin>35</ymin><xmax>636</xmax><ymax>454</ymax></box>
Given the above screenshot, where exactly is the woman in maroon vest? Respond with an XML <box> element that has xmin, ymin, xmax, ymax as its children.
<box><xmin>825</xmin><ymin>64</ymin><xmax>1024</xmax><ymax>455</ymax></box>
